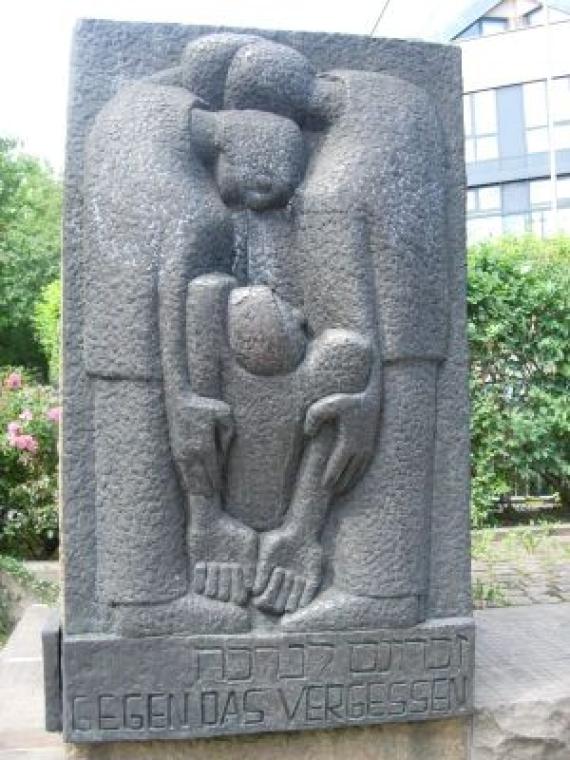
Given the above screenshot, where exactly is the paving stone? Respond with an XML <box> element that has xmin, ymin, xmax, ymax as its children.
<box><xmin>0</xmin><ymin>606</ymin><xmax>64</xmax><ymax>759</ymax></box>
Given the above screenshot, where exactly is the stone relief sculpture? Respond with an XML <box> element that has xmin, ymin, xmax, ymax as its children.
<box><xmin>83</xmin><ymin>32</ymin><xmax>448</xmax><ymax>635</ymax></box>
<box><xmin>50</xmin><ymin>22</ymin><xmax>473</xmax><ymax>742</ymax></box>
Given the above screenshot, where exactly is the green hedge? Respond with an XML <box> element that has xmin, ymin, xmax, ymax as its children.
<box><xmin>33</xmin><ymin>279</ymin><xmax>60</xmax><ymax>385</ymax></box>
<box><xmin>468</xmin><ymin>235</ymin><xmax>570</xmax><ymax>526</ymax></box>
<box><xmin>0</xmin><ymin>138</ymin><xmax>61</xmax><ymax>376</ymax></box>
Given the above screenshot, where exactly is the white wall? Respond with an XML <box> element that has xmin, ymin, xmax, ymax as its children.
<box><xmin>459</xmin><ymin>19</ymin><xmax>570</xmax><ymax>92</ymax></box>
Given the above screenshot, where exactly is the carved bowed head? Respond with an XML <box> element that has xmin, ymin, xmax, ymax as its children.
<box><xmin>190</xmin><ymin>107</ymin><xmax>307</xmax><ymax>211</ymax></box>
<box><xmin>181</xmin><ymin>34</ymin><xmax>316</xmax><ymax>122</ymax></box>
<box><xmin>181</xmin><ymin>33</ymin><xmax>343</xmax><ymax>166</ymax></box>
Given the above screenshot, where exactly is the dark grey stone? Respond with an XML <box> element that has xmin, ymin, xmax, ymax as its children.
<box><xmin>51</xmin><ymin>19</ymin><xmax>471</xmax><ymax>741</ymax></box>
<box><xmin>62</xmin><ymin>619</ymin><xmax>474</xmax><ymax>743</ymax></box>
<box><xmin>42</xmin><ymin>609</ymin><xmax>62</xmax><ymax>732</ymax></box>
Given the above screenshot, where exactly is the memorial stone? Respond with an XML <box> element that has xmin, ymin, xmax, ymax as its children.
<box><xmin>46</xmin><ymin>19</ymin><xmax>473</xmax><ymax>745</ymax></box>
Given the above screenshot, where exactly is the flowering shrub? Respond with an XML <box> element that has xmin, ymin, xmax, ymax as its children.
<box><xmin>0</xmin><ymin>368</ymin><xmax>59</xmax><ymax>558</ymax></box>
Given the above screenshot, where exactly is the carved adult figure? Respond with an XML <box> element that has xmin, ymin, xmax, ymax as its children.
<box><xmin>164</xmin><ymin>36</ymin><xmax>381</xmax><ymax>616</ymax></box>
<box><xmin>83</xmin><ymin>47</ymin><xmax>313</xmax><ymax>632</ymax></box>
<box><xmin>175</xmin><ymin>34</ymin><xmax>448</xmax><ymax>628</ymax></box>
<box><xmin>84</xmin><ymin>32</ymin><xmax>448</xmax><ymax>633</ymax></box>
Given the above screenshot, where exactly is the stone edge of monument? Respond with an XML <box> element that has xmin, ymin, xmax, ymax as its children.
<box><xmin>62</xmin><ymin>18</ymin><xmax>469</xmax><ymax>635</ymax></box>
<box><xmin>53</xmin><ymin>19</ymin><xmax>472</xmax><ymax>744</ymax></box>
<box><xmin>42</xmin><ymin>608</ymin><xmax>63</xmax><ymax>732</ymax></box>
<box><xmin>58</xmin><ymin>618</ymin><xmax>474</xmax><ymax>742</ymax></box>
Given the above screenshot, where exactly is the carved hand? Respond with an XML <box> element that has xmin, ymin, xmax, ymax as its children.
<box><xmin>304</xmin><ymin>389</ymin><xmax>379</xmax><ymax>495</ymax></box>
<box><xmin>170</xmin><ymin>393</ymin><xmax>234</xmax><ymax>494</ymax></box>
<box><xmin>253</xmin><ymin>526</ymin><xmax>323</xmax><ymax>615</ymax></box>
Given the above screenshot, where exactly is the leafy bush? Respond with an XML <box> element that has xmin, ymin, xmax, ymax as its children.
<box><xmin>0</xmin><ymin>576</ymin><xmax>10</xmax><ymax>645</ymax></box>
<box><xmin>0</xmin><ymin>368</ymin><xmax>60</xmax><ymax>558</ymax></box>
<box><xmin>33</xmin><ymin>279</ymin><xmax>61</xmax><ymax>385</ymax></box>
<box><xmin>0</xmin><ymin>138</ymin><xmax>62</xmax><ymax>375</ymax></box>
<box><xmin>468</xmin><ymin>235</ymin><xmax>570</xmax><ymax>527</ymax></box>
<box><xmin>0</xmin><ymin>555</ymin><xmax>58</xmax><ymax>645</ymax></box>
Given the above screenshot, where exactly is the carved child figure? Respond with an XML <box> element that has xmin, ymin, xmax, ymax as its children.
<box><xmin>177</xmin><ymin>109</ymin><xmax>374</xmax><ymax>616</ymax></box>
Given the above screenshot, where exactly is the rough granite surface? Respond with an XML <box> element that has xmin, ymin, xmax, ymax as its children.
<box><xmin>56</xmin><ymin>19</ymin><xmax>472</xmax><ymax>743</ymax></box>
<box><xmin>472</xmin><ymin>603</ymin><xmax>570</xmax><ymax>760</ymax></box>
<box><xmin>63</xmin><ymin>18</ymin><xmax>470</xmax><ymax>635</ymax></box>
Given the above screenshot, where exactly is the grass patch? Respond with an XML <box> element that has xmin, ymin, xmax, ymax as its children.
<box><xmin>472</xmin><ymin>578</ymin><xmax>510</xmax><ymax>607</ymax></box>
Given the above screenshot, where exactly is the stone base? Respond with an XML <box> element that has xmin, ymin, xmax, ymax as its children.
<box><xmin>8</xmin><ymin>599</ymin><xmax>570</xmax><ymax>759</ymax></box>
<box><xmin>59</xmin><ymin>619</ymin><xmax>473</xmax><ymax>742</ymax></box>
<box><xmin>473</xmin><ymin>603</ymin><xmax>570</xmax><ymax>759</ymax></box>
<box><xmin>65</xmin><ymin>718</ymin><xmax>471</xmax><ymax>759</ymax></box>
<box><xmin>474</xmin><ymin>704</ymin><xmax>570</xmax><ymax>760</ymax></box>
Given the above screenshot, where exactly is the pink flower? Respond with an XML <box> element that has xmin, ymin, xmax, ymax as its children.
<box><xmin>5</xmin><ymin>372</ymin><xmax>22</xmax><ymax>390</ymax></box>
<box><xmin>6</xmin><ymin>427</ymin><xmax>37</xmax><ymax>454</ymax></box>
<box><xmin>47</xmin><ymin>406</ymin><xmax>61</xmax><ymax>423</ymax></box>
<box><xmin>13</xmin><ymin>434</ymin><xmax>38</xmax><ymax>453</ymax></box>
<box><xmin>7</xmin><ymin>421</ymin><xmax>22</xmax><ymax>438</ymax></box>
<box><xmin>19</xmin><ymin>409</ymin><xmax>33</xmax><ymax>422</ymax></box>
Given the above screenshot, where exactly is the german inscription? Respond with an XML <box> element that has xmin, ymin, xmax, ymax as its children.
<box><xmin>63</xmin><ymin>626</ymin><xmax>473</xmax><ymax>741</ymax></box>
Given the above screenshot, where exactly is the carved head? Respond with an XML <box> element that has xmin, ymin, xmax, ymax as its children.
<box><xmin>181</xmin><ymin>34</ymin><xmax>315</xmax><ymax>123</ymax></box>
<box><xmin>228</xmin><ymin>286</ymin><xmax>307</xmax><ymax>376</ymax></box>
<box><xmin>191</xmin><ymin>109</ymin><xmax>306</xmax><ymax>211</ymax></box>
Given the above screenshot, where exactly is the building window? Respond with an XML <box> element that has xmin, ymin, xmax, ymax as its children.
<box><xmin>523</xmin><ymin>81</ymin><xmax>549</xmax><ymax>153</ymax></box>
<box><xmin>552</xmin><ymin>77</ymin><xmax>570</xmax><ymax>151</ymax></box>
<box><xmin>464</xmin><ymin>90</ymin><xmax>499</xmax><ymax>162</ymax></box>
<box><xmin>480</xmin><ymin>17</ymin><xmax>509</xmax><ymax>35</ymax></box>
<box><xmin>530</xmin><ymin>177</ymin><xmax>552</xmax><ymax>235</ymax></box>
<box><xmin>556</xmin><ymin>176</ymin><xmax>570</xmax><ymax>234</ymax></box>
<box><xmin>467</xmin><ymin>216</ymin><xmax>503</xmax><ymax>244</ymax></box>
<box><xmin>530</xmin><ymin>178</ymin><xmax>551</xmax><ymax>206</ymax></box>
<box><xmin>456</xmin><ymin>4</ymin><xmax>570</xmax><ymax>38</ymax></box>
<box><xmin>558</xmin><ymin>176</ymin><xmax>570</xmax><ymax>202</ymax></box>
<box><xmin>553</xmin><ymin>176</ymin><xmax>570</xmax><ymax>234</ymax></box>
<box><xmin>523</xmin><ymin>77</ymin><xmax>570</xmax><ymax>154</ymax></box>
<box><xmin>478</xmin><ymin>185</ymin><xmax>501</xmax><ymax>210</ymax></box>
<box><xmin>529</xmin><ymin>175</ymin><xmax>570</xmax><ymax>235</ymax></box>
<box><xmin>467</xmin><ymin>176</ymin><xmax>570</xmax><ymax>244</ymax></box>
<box><xmin>526</xmin><ymin>6</ymin><xmax>547</xmax><ymax>26</ymax></box>
<box><xmin>530</xmin><ymin>176</ymin><xmax>570</xmax><ymax>207</ymax></box>
<box><xmin>502</xmin><ymin>214</ymin><xmax>528</xmax><ymax>235</ymax></box>
<box><xmin>528</xmin><ymin>5</ymin><xmax>570</xmax><ymax>25</ymax></box>
<box><xmin>457</xmin><ymin>16</ymin><xmax>508</xmax><ymax>39</ymax></box>
<box><xmin>466</xmin><ymin>185</ymin><xmax>503</xmax><ymax>244</ymax></box>
<box><xmin>468</xmin><ymin>185</ymin><xmax>502</xmax><ymax>214</ymax></box>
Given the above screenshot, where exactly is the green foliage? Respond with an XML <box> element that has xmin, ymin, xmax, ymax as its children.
<box><xmin>0</xmin><ymin>368</ymin><xmax>59</xmax><ymax>558</ymax></box>
<box><xmin>471</xmin><ymin>529</ymin><xmax>495</xmax><ymax>560</ymax></box>
<box><xmin>0</xmin><ymin>554</ymin><xmax>58</xmax><ymax>604</ymax></box>
<box><xmin>33</xmin><ymin>279</ymin><xmax>61</xmax><ymax>384</ymax></box>
<box><xmin>0</xmin><ymin>555</ymin><xmax>58</xmax><ymax>645</ymax></box>
<box><xmin>0</xmin><ymin>578</ymin><xmax>11</xmax><ymax>645</ymax></box>
<box><xmin>0</xmin><ymin>138</ymin><xmax>62</xmax><ymax>374</ymax></box>
<box><xmin>468</xmin><ymin>235</ymin><xmax>570</xmax><ymax>527</ymax></box>
<box><xmin>472</xmin><ymin>578</ymin><xmax>509</xmax><ymax>607</ymax></box>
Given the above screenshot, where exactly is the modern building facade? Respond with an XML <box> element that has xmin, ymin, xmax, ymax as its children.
<box><xmin>449</xmin><ymin>0</ymin><xmax>570</xmax><ymax>243</ymax></box>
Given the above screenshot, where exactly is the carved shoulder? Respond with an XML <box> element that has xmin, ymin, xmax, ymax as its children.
<box><xmin>83</xmin><ymin>79</ymin><xmax>225</xmax><ymax>381</ymax></box>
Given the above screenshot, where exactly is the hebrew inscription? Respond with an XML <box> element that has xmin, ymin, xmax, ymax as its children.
<box><xmin>63</xmin><ymin>626</ymin><xmax>473</xmax><ymax>742</ymax></box>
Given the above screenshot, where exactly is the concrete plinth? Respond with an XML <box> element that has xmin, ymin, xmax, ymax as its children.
<box><xmin>65</xmin><ymin>719</ymin><xmax>471</xmax><ymax>760</ymax></box>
